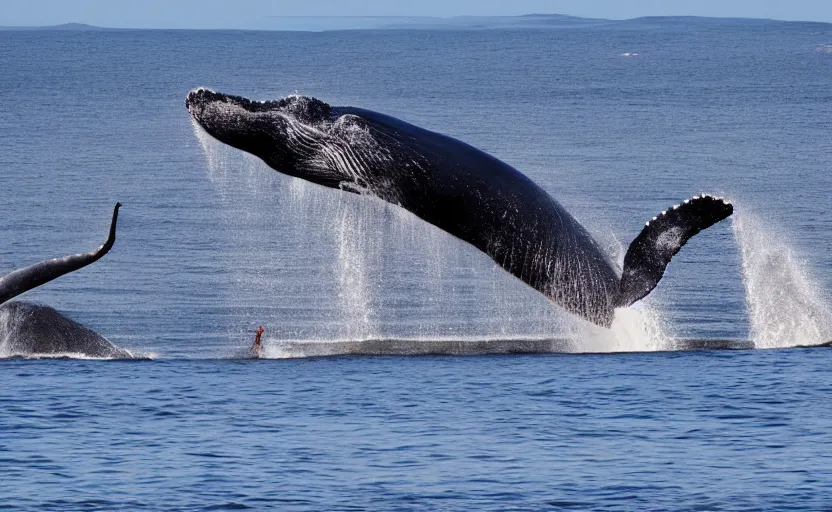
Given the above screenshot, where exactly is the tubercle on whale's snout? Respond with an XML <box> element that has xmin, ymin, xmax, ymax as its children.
<box><xmin>186</xmin><ymin>88</ymin><xmax>255</xmax><ymax>120</ymax></box>
<box><xmin>185</xmin><ymin>88</ymin><xmax>218</xmax><ymax>114</ymax></box>
<box><xmin>185</xmin><ymin>89</ymin><xmax>335</xmax><ymax>125</ymax></box>
<box><xmin>186</xmin><ymin>88</ymin><xmax>263</xmax><ymax>116</ymax></box>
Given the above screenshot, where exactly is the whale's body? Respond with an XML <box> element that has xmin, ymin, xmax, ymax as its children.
<box><xmin>0</xmin><ymin>301</ymin><xmax>129</xmax><ymax>358</ymax></box>
<box><xmin>187</xmin><ymin>89</ymin><xmax>733</xmax><ymax>327</ymax></box>
<box><xmin>0</xmin><ymin>204</ymin><xmax>128</xmax><ymax>358</ymax></box>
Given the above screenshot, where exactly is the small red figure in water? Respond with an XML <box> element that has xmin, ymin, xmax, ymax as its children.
<box><xmin>251</xmin><ymin>326</ymin><xmax>264</xmax><ymax>357</ymax></box>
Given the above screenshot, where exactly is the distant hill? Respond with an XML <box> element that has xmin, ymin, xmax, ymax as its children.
<box><xmin>262</xmin><ymin>14</ymin><xmax>613</xmax><ymax>31</ymax></box>
<box><xmin>265</xmin><ymin>14</ymin><xmax>827</xmax><ymax>31</ymax></box>
<box><xmin>0</xmin><ymin>23</ymin><xmax>107</xmax><ymax>31</ymax></box>
<box><xmin>379</xmin><ymin>14</ymin><xmax>612</xmax><ymax>30</ymax></box>
<box><xmin>0</xmin><ymin>15</ymin><xmax>827</xmax><ymax>32</ymax></box>
<box><xmin>622</xmin><ymin>16</ymin><xmax>782</xmax><ymax>26</ymax></box>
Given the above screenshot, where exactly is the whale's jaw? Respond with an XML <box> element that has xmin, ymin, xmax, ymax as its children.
<box><xmin>186</xmin><ymin>89</ymin><xmax>350</xmax><ymax>189</ymax></box>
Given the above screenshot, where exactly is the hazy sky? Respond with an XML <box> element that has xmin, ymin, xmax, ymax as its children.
<box><xmin>2</xmin><ymin>0</ymin><xmax>831</xmax><ymax>28</ymax></box>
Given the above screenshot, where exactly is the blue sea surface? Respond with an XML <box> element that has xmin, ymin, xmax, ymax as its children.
<box><xmin>1</xmin><ymin>20</ymin><xmax>832</xmax><ymax>510</ymax></box>
<box><xmin>4</xmin><ymin>351</ymin><xmax>832</xmax><ymax>511</ymax></box>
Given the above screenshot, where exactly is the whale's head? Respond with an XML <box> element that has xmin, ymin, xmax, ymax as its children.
<box><xmin>186</xmin><ymin>88</ymin><xmax>334</xmax><ymax>129</ymax></box>
<box><xmin>186</xmin><ymin>88</ymin><xmax>348</xmax><ymax>185</ymax></box>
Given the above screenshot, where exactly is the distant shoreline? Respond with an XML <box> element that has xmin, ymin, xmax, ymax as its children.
<box><xmin>1</xmin><ymin>15</ymin><xmax>830</xmax><ymax>32</ymax></box>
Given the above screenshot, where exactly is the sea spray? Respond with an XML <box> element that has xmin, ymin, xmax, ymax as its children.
<box><xmin>733</xmin><ymin>211</ymin><xmax>832</xmax><ymax>348</ymax></box>
<box><xmin>194</xmin><ymin>123</ymin><xmax>273</xmax><ymax>203</ymax></box>
<box><xmin>567</xmin><ymin>228</ymin><xmax>675</xmax><ymax>353</ymax></box>
<box><xmin>333</xmin><ymin>195</ymin><xmax>381</xmax><ymax>340</ymax></box>
<box><xmin>571</xmin><ymin>300</ymin><xmax>675</xmax><ymax>353</ymax></box>
<box><xmin>194</xmin><ymin>120</ymin><xmax>384</xmax><ymax>341</ymax></box>
<box><xmin>0</xmin><ymin>305</ymin><xmax>13</xmax><ymax>358</ymax></box>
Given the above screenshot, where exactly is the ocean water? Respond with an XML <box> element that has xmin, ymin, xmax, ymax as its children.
<box><xmin>1</xmin><ymin>20</ymin><xmax>832</xmax><ymax>510</ymax></box>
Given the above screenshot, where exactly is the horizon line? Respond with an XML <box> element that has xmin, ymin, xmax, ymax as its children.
<box><xmin>2</xmin><ymin>13</ymin><xmax>831</xmax><ymax>31</ymax></box>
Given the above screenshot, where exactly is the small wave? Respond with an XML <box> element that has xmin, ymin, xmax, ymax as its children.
<box><xmin>620</xmin><ymin>52</ymin><xmax>639</xmax><ymax>57</ymax></box>
<box><xmin>0</xmin><ymin>349</ymin><xmax>155</xmax><ymax>361</ymax></box>
<box><xmin>816</xmin><ymin>44</ymin><xmax>832</xmax><ymax>54</ymax></box>
<box><xmin>255</xmin><ymin>335</ymin><xmax>776</xmax><ymax>359</ymax></box>
<box><xmin>261</xmin><ymin>337</ymin><xmax>572</xmax><ymax>358</ymax></box>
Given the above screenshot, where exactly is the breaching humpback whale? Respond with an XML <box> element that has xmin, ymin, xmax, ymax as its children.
<box><xmin>187</xmin><ymin>89</ymin><xmax>733</xmax><ymax>327</ymax></box>
<box><xmin>0</xmin><ymin>203</ymin><xmax>130</xmax><ymax>358</ymax></box>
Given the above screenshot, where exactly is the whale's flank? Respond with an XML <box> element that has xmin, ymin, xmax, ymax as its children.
<box><xmin>0</xmin><ymin>301</ymin><xmax>130</xmax><ymax>358</ymax></box>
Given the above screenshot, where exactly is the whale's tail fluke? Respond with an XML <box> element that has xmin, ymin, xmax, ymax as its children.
<box><xmin>617</xmin><ymin>195</ymin><xmax>733</xmax><ymax>307</ymax></box>
<box><xmin>0</xmin><ymin>203</ymin><xmax>120</xmax><ymax>306</ymax></box>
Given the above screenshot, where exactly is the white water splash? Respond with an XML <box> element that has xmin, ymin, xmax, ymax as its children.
<box><xmin>256</xmin><ymin>298</ymin><xmax>675</xmax><ymax>357</ymax></box>
<box><xmin>0</xmin><ymin>351</ymin><xmax>142</xmax><ymax>360</ymax></box>
<box><xmin>568</xmin><ymin>228</ymin><xmax>675</xmax><ymax>353</ymax></box>
<box><xmin>191</xmin><ymin>118</ymin><xmax>267</xmax><ymax>201</ymax></box>
<box><xmin>333</xmin><ymin>197</ymin><xmax>380</xmax><ymax>340</ymax></box>
<box><xmin>571</xmin><ymin>300</ymin><xmax>675</xmax><ymax>353</ymax></box>
<box><xmin>733</xmin><ymin>211</ymin><xmax>832</xmax><ymax>348</ymax></box>
<box><xmin>0</xmin><ymin>307</ymin><xmax>15</xmax><ymax>358</ymax></box>
<box><xmin>193</xmin><ymin>121</ymin><xmax>383</xmax><ymax>341</ymax></box>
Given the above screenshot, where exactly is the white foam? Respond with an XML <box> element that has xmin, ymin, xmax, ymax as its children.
<box><xmin>0</xmin><ymin>347</ymin><xmax>147</xmax><ymax>360</ymax></box>
<box><xmin>333</xmin><ymin>196</ymin><xmax>380</xmax><ymax>341</ymax></box>
<box><xmin>560</xmin><ymin>230</ymin><xmax>675</xmax><ymax>353</ymax></box>
<box><xmin>732</xmin><ymin>211</ymin><xmax>832</xmax><ymax>348</ymax></box>
<box><xmin>570</xmin><ymin>300</ymin><xmax>675</xmax><ymax>353</ymax></box>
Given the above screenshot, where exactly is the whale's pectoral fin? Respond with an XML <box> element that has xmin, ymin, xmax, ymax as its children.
<box><xmin>617</xmin><ymin>195</ymin><xmax>733</xmax><ymax>307</ymax></box>
<box><xmin>0</xmin><ymin>203</ymin><xmax>120</xmax><ymax>306</ymax></box>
